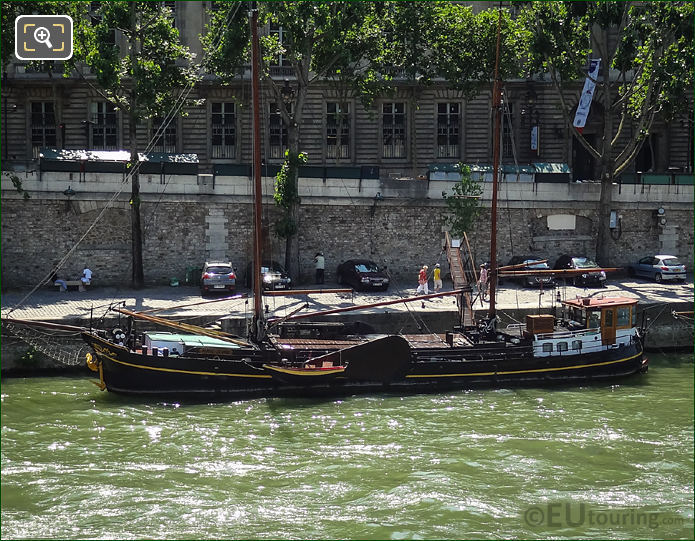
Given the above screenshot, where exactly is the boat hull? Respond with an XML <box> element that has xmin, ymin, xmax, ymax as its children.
<box><xmin>82</xmin><ymin>331</ymin><xmax>645</xmax><ymax>398</ymax></box>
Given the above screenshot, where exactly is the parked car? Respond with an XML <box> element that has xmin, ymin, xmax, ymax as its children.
<box><xmin>627</xmin><ymin>255</ymin><xmax>686</xmax><ymax>282</ymax></box>
<box><xmin>336</xmin><ymin>259</ymin><xmax>390</xmax><ymax>291</ymax></box>
<box><xmin>500</xmin><ymin>256</ymin><xmax>556</xmax><ymax>288</ymax></box>
<box><xmin>553</xmin><ymin>255</ymin><xmax>606</xmax><ymax>287</ymax></box>
<box><xmin>245</xmin><ymin>260</ymin><xmax>292</xmax><ymax>291</ymax></box>
<box><xmin>200</xmin><ymin>261</ymin><xmax>237</xmax><ymax>295</ymax></box>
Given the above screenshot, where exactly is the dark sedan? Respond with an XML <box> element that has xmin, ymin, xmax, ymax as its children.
<box><xmin>500</xmin><ymin>256</ymin><xmax>556</xmax><ymax>288</ymax></box>
<box><xmin>553</xmin><ymin>255</ymin><xmax>606</xmax><ymax>287</ymax></box>
<box><xmin>246</xmin><ymin>261</ymin><xmax>292</xmax><ymax>291</ymax></box>
<box><xmin>336</xmin><ymin>259</ymin><xmax>390</xmax><ymax>291</ymax></box>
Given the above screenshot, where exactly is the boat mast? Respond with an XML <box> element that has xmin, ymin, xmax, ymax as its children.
<box><xmin>250</xmin><ymin>3</ymin><xmax>265</xmax><ymax>342</ymax></box>
<box><xmin>488</xmin><ymin>6</ymin><xmax>503</xmax><ymax>321</ymax></box>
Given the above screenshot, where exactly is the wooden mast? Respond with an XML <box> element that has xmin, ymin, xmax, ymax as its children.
<box><xmin>250</xmin><ymin>3</ymin><xmax>265</xmax><ymax>341</ymax></box>
<box><xmin>488</xmin><ymin>6</ymin><xmax>503</xmax><ymax>321</ymax></box>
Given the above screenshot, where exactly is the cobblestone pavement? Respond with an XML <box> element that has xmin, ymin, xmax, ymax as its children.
<box><xmin>2</xmin><ymin>276</ymin><xmax>692</xmax><ymax>324</ymax></box>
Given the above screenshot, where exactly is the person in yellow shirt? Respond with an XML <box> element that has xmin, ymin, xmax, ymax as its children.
<box><xmin>433</xmin><ymin>263</ymin><xmax>443</xmax><ymax>292</ymax></box>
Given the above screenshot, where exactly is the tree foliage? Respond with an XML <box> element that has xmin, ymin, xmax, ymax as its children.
<box><xmin>518</xmin><ymin>0</ymin><xmax>693</xmax><ymax>264</ymax></box>
<box><xmin>442</xmin><ymin>166</ymin><xmax>483</xmax><ymax>238</ymax></box>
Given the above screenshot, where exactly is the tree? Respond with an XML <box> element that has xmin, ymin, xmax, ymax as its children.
<box><xmin>202</xmin><ymin>2</ymin><xmax>398</xmax><ymax>281</ymax></box>
<box><xmin>65</xmin><ymin>1</ymin><xmax>199</xmax><ymax>288</ymax></box>
<box><xmin>442</xmin><ymin>165</ymin><xmax>483</xmax><ymax>238</ymax></box>
<box><xmin>519</xmin><ymin>1</ymin><xmax>694</xmax><ymax>265</ymax></box>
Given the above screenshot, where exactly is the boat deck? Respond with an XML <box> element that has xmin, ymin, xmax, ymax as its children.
<box><xmin>273</xmin><ymin>333</ymin><xmax>475</xmax><ymax>350</ymax></box>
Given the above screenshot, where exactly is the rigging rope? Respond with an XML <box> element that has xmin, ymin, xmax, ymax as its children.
<box><xmin>2</xmin><ymin>321</ymin><xmax>88</xmax><ymax>366</ymax></box>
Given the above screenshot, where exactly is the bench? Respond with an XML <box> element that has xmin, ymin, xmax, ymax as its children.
<box><xmin>56</xmin><ymin>280</ymin><xmax>90</xmax><ymax>292</ymax></box>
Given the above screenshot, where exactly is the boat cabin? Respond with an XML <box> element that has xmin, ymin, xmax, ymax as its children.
<box><xmin>526</xmin><ymin>296</ymin><xmax>639</xmax><ymax>357</ymax></box>
<box><xmin>561</xmin><ymin>296</ymin><xmax>638</xmax><ymax>345</ymax></box>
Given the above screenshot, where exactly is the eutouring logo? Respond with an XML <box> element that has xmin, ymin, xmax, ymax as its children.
<box><xmin>523</xmin><ymin>503</ymin><xmax>685</xmax><ymax>530</ymax></box>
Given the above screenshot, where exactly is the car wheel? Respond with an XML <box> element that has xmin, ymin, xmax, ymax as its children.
<box><xmin>654</xmin><ymin>272</ymin><xmax>663</xmax><ymax>283</ymax></box>
<box><xmin>337</xmin><ymin>272</ymin><xmax>344</xmax><ymax>285</ymax></box>
<box><xmin>627</xmin><ymin>267</ymin><xmax>635</xmax><ymax>277</ymax></box>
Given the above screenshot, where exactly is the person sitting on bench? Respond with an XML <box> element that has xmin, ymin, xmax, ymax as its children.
<box><xmin>81</xmin><ymin>266</ymin><xmax>93</xmax><ymax>286</ymax></box>
<box><xmin>50</xmin><ymin>270</ymin><xmax>68</xmax><ymax>292</ymax></box>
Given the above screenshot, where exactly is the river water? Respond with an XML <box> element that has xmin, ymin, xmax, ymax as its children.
<box><xmin>2</xmin><ymin>353</ymin><xmax>693</xmax><ymax>540</ymax></box>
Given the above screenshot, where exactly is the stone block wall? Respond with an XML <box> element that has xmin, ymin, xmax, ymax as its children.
<box><xmin>1</xmin><ymin>192</ymin><xmax>693</xmax><ymax>290</ymax></box>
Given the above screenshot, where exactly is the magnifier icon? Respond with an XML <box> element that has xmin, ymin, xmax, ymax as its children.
<box><xmin>33</xmin><ymin>26</ymin><xmax>53</xmax><ymax>49</ymax></box>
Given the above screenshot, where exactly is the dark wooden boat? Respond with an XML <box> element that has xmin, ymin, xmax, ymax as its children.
<box><xmin>76</xmin><ymin>6</ymin><xmax>647</xmax><ymax>399</ymax></box>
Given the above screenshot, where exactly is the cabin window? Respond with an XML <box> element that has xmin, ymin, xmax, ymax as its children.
<box><xmin>588</xmin><ymin>311</ymin><xmax>601</xmax><ymax>329</ymax></box>
<box><xmin>616</xmin><ymin>307</ymin><xmax>631</xmax><ymax>327</ymax></box>
<box><xmin>557</xmin><ymin>342</ymin><xmax>568</xmax><ymax>352</ymax></box>
<box><xmin>542</xmin><ymin>343</ymin><xmax>553</xmax><ymax>353</ymax></box>
<box><xmin>31</xmin><ymin>101</ymin><xmax>56</xmax><ymax>158</ymax></box>
<box><xmin>152</xmin><ymin>116</ymin><xmax>177</xmax><ymax>153</ymax></box>
<box><xmin>604</xmin><ymin>309</ymin><xmax>614</xmax><ymax>327</ymax></box>
<box><xmin>382</xmin><ymin>102</ymin><xmax>406</xmax><ymax>158</ymax></box>
<box><xmin>211</xmin><ymin>102</ymin><xmax>236</xmax><ymax>158</ymax></box>
<box><xmin>437</xmin><ymin>102</ymin><xmax>460</xmax><ymax>158</ymax></box>
<box><xmin>571</xmin><ymin>340</ymin><xmax>582</xmax><ymax>351</ymax></box>
<box><xmin>326</xmin><ymin>102</ymin><xmax>350</xmax><ymax>159</ymax></box>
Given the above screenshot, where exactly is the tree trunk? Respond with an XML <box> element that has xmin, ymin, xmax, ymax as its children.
<box><xmin>284</xmin><ymin>123</ymin><xmax>301</xmax><ymax>282</ymax></box>
<box><xmin>130</xmin><ymin>111</ymin><xmax>144</xmax><ymax>289</ymax></box>
<box><xmin>129</xmin><ymin>2</ymin><xmax>144</xmax><ymax>289</ymax></box>
<box><xmin>595</xmin><ymin>29</ymin><xmax>614</xmax><ymax>267</ymax></box>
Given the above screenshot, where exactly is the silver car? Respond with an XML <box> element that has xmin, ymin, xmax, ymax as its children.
<box><xmin>628</xmin><ymin>255</ymin><xmax>686</xmax><ymax>282</ymax></box>
<box><xmin>200</xmin><ymin>261</ymin><xmax>237</xmax><ymax>294</ymax></box>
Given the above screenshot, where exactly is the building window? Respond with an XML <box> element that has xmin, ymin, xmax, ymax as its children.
<box><xmin>437</xmin><ymin>103</ymin><xmax>460</xmax><ymax>158</ymax></box>
<box><xmin>89</xmin><ymin>2</ymin><xmax>115</xmax><ymax>45</ymax></box>
<box><xmin>269</xmin><ymin>102</ymin><xmax>289</xmax><ymax>159</ymax></box>
<box><xmin>89</xmin><ymin>101</ymin><xmax>118</xmax><ymax>150</ymax></box>
<box><xmin>382</xmin><ymin>102</ymin><xmax>406</xmax><ymax>158</ymax></box>
<box><xmin>152</xmin><ymin>116</ymin><xmax>176</xmax><ymax>153</ymax></box>
<box><xmin>211</xmin><ymin>102</ymin><xmax>236</xmax><ymax>159</ymax></box>
<box><xmin>502</xmin><ymin>102</ymin><xmax>514</xmax><ymax>160</ymax></box>
<box><xmin>163</xmin><ymin>1</ymin><xmax>176</xmax><ymax>27</ymax></box>
<box><xmin>31</xmin><ymin>102</ymin><xmax>56</xmax><ymax>158</ymax></box>
<box><xmin>326</xmin><ymin>102</ymin><xmax>350</xmax><ymax>159</ymax></box>
<box><xmin>269</xmin><ymin>23</ymin><xmax>286</xmax><ymax>66</ymax></box>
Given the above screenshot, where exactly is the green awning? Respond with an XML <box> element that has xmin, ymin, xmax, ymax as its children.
<box><xmin>533</xmin><ymin>162</ymin><xmax>570</xmax><ymax>173</ymax></box>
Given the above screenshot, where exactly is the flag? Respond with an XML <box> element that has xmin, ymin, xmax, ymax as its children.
<box><xmin>573</xmin><ymin>59</ymin><xmax>601</xmax><ymax>134</ymax></box>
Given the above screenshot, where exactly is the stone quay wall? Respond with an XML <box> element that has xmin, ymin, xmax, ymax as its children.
<box><xmin>1</xmin><ymin>171</ymin><xmax>693</xmax><ymax>289</ymax></box>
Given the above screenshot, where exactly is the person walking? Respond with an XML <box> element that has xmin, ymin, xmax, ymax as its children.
<box><xmin>314</xmin><ymin>252</ymin><xmax>325</xmax><ymax>284</ymax></box>
<box><xmin>433</xmin><ymin>263</ymin><xmax>442</xmax><ymax>292</ymax></box>
<box><xmin>416</xmin><ymin>265</ymin><xmax>429</xmax><ymax>295</ymax></box>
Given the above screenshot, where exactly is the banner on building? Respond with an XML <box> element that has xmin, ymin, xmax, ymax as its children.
<box><xmin>573</xmin><ymin>59</ymin><xmax>601</xmax><ymax>134</ymax></box>
<box><xmin>530</xmin><ymin>125</ymin><xmax>539</xmax><ymax>152</ymax></box>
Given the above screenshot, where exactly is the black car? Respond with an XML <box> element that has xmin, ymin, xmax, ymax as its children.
<box><xmin>245</xmin><ymin>261</ymin><xmax>292</xmax><ymax>291</ymax></box>
<box><xmin>553</xmin><ymin>255</ymin><xmax>606</xmax><ymax>287</ymax></box>
<box><xmin>500</xmin><ymin>256</ymin><xmax>556</xmax><ymax>288</ymax></box>
<box><xmin>336</xmin><ymin>259</ymin><xmax>390</xmax><ymax>291</ymax></box>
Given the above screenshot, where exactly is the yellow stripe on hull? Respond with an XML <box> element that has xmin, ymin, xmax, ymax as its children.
<box><xmin>106</xmin><ymin>356</ymin><xmax>272</xmax><ymax>379</ymax></box>
<box><xmin>405</xmin><ymin>351</ymin><xmax>642</xmax><ymax>379</ymax></box>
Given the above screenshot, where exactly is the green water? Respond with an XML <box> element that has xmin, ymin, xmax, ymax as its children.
<box><xmin>2</xmin><ymin>354</ymin><xmax>693</xmax><ymax>540</ymax></box>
